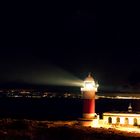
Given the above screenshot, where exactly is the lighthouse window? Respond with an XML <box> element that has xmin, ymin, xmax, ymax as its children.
<box><xmin>116</xmin><ymin>117</ymin><xmax>120</xmax><ymax>124</ymax></box>
<box><xmin>125</xmin><ymin>118</ymin><xmax>129</xmax><ymax>125</ymax></box>
<box><xmin>108</xmin><ymin>117</ymin><xmax>112</xmax><ymax>124</ymax></box>
<box><xmin>134</xmin><ymin>118</ymin><xmax>138</xmax><ymax>126</ymax></box>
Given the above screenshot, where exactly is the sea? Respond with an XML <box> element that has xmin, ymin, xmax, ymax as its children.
<box><xmin>0</xmin><ymin>97</ymin><xmax>140</xmax><ymax>120</ymax></box>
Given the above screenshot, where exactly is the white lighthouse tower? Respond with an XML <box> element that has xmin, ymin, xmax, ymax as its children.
<box><xmin>81</xmin><ymin>73</ymin><xmax>99</xmax><ymax>120</ymax></box>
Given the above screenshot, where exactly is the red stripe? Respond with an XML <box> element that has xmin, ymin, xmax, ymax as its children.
<box><xmin>83</xmin><ymin>99</ymin><xmax>95</xmax><ymax>113</ymax></box>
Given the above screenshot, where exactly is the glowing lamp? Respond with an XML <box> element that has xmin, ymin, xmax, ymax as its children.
<box><xmin>85</xmin><ymin>82</ymin><xmax>94</xmax><ymax>90</ymax></box>
<box><xmin>81</xmin><ymin>74</ymin><xmax>99</xmax><ymax>92</ymax></box>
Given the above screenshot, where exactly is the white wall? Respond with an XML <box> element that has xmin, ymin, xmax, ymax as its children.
<box><xmin>103</xmin><ymin>113</ymin><xmax>140</xmax><ymax>126</ymax></box>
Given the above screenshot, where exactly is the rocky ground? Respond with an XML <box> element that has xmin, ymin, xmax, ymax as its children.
<box><xmin>0</xmin><ymin>119</ymin><xmax>140</xmax><ymax>140</ymax></box>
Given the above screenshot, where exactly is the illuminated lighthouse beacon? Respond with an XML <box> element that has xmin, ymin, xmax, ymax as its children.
<box><xmin>81</xmin><ymin>73</ymin><xmax>99</xmax><ymax>121</ymax></box>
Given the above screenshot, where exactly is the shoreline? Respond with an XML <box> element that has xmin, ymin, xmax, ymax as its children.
<box><xmin>0</xmin><ymin>119</ymin><xmax>140</xmax><ymax>139</ymax></box>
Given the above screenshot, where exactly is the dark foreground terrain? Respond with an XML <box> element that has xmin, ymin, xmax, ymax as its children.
<box><xmin>0</xmin><ymin>119</ymin><xmax>140</xmax><ymax>140</ymax></box>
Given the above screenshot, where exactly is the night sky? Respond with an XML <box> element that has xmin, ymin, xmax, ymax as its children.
<box><xmin>0</xmin><ymin>2</ymin><xmax>140</xmax><ymax>91</ymax></box>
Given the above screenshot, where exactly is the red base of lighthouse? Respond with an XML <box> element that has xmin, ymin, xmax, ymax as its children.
<box><xmin>83</xmin><ymin>99</ymin><xmax>96</xmax><ymax>119</ymax></box>
<box><xmin>83</xmin><ymin>99</ymin><xmax>95</xmax><ymax>113</ymax></box>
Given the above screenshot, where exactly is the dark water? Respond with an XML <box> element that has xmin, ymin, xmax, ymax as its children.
<box><xmin>0</xmin><ymin>98</ymin><xmax>140</xmax><ymax>120</ymax></box>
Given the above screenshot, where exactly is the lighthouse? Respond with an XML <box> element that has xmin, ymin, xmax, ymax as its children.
<box><xmin>81</xmin><ymin>73</ymin><xmax>99</xmax><ymax>120</ymax></box>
